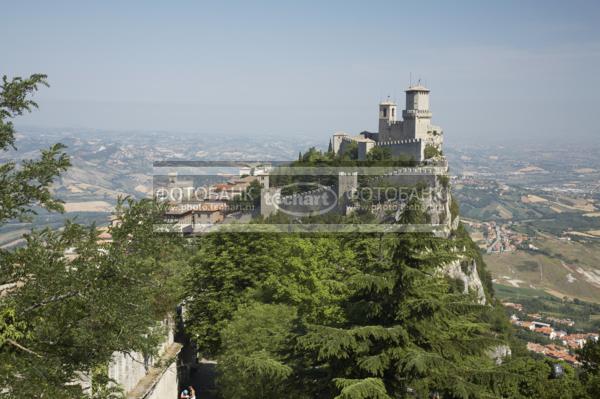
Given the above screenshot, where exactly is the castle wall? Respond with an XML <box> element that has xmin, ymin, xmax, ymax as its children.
<box><xmin>108</xmin><ymin>317</ymin><xmax>176</xmax><ymax>395</ymax></box>
<box><xmin>377</xmin><ymin>139</ymin><xmax>424</xmax><ymax>162</ymax></box>
<box><xmin>261</xmin><ymin>172</ymin><xmax>358</xmax><ymax>218</ymax></box>
<box><xmin>137</xmin><ymin>360</ymin><xmax>179</xmax><ymax>399</ymax></box>
<box><xmin>332</xmin><ymin>134</ymin><xmax>425</xmax><ymax>162</ymax></box>
<box><xmin>415</xmin><ymin>117</ymin><xmax>431</xmax><ymax>140</ymax></box>
<box><xmin>337</xmin><ymin>172</ymin><xmax>358</xmax><ymax>205</ymax></box>
<box><xmin>379</xmin><ymin>120</ymin><xmax>413</xmax><ymax>142</ymax></box>
<box><xmin>383</xmin><ymin>171</ymin><xmax>438</xmax><ymax>187</ymax></box>
<box><xmin>392</xmin><ymin>121</ymin><xmax>411</xmax><ymax>140</ymax></box>
<box><xmin>402</xmin><ymin>118</ymin><xmax>415</xmax><ymax>139</ymax></box>
<box><xmin>109</xmin><ymin>352</ymin><xmax>149</xmax><ymax>394</ymax></box>
<box><xmin>378</xmin><ymin>120</ymin><xmax>392</xmax><ymax>141</ymax></box>
<box><xmin>337</xmin><ymin>137</ymin><xmax>354</xmax><ymax>156</ymax></box>
<box><xmin>358</xmin><ymin>140</ymin><xmax>374</xmax><ymax>160</ymax></box>
<box><xmin>332</xmin><ymin>134</ymin><xmax>347</xmax><ymax>154</ymax></box>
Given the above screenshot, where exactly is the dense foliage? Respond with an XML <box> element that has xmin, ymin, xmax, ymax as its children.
<box><xmin>424</xmin><ymin>144</ymin><xmax>442</xmax><ymax>160</ymax></box>
<box><xmin>577</xmin><ymin>339</ymin><xmax>600</xmax><ymax>397</ymax></box>
<box><xmin>184</xmin><ymin>208</ymin><xmax>594</xmax><ymax>397</ymax></box>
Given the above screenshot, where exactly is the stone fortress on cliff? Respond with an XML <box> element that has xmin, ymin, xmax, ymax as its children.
<box><xmin>260</xmin><ymin>83</ymin><xmax>456</xmax><ymax>232</ymax></box>
<box><xmin>331</xmin><ymin>83</ymin><xmax>443</xmax><ymax>162</ymax></box>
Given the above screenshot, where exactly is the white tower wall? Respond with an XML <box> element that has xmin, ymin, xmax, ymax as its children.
<box><xmin>405</xmin><ymin>91</ymin><xmax>430</xmax><ymax>111</ymax></box>
<box><xmin>332</xmin><ymin>132</ymin><xmax>348</xmax><ymax>155</ymax></box>
<box><xmin>403</xmin><ymin>86</ymin><xmax>432</xmax><ymax>140</ymax></box>
<box><xmin>378</xmin><ymin>101</ymin><xmax>397</xmax><ymax>141</ymax></box>
<box><xmin>379</xmin><ymin>102</ymin><xmax>397</xmax><ymax>121</ymax></box>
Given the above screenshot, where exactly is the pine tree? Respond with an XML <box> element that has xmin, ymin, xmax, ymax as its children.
<box><xmin>217</xmin><ymin>303</ymin><xmax>300</xmax><ymax>399</ymax></box>
<box><xmin>295</xmin><ymin>232</ymin><xmax>503</xmax><ymax>398</ymax></box>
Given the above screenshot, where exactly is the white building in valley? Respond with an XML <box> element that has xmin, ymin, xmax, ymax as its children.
<box><xmin>331</xmin><ymin>84</ymin><xmax>443</xmax><ymax>161</ymax></box>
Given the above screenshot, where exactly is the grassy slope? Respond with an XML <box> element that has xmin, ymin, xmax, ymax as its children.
<box><xmin>455</xmin><ymin>183</ymin><xmax>600</xmax><ymax>303</ymax></box>
<box><xmin>485</xmin><ymin>234</ymin><xmax>600</xmax><ymax>303</ymax></box>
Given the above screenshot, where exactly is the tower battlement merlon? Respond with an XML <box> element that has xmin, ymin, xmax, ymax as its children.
<box><xmin>402</xmin><ymin>109</ymin><xmax>432</xmax><ymax>119</ymax></box>
<box><xmin>376</xmin><ymin>138</ymin><xmax>422</xmax><ymax>146</ymax></box>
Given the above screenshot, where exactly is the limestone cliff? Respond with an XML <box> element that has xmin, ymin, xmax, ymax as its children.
<box><xmin>442</xmin><ymin>257</ymin><xmax>487</xmax><ymax>304</ymax></box>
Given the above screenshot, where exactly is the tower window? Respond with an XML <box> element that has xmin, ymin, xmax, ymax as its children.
<box><xmin>383</xmin><ymin>108</ymin><xmax>387</xmax><ymax>118</ymax></box>
<box><xmin>392</xmin><ymin>108</ymin><xmax>395</xmax><ymax>117</ymax></box>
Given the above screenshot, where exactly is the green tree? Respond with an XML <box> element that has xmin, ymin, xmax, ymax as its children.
<box><xmin>423</xmin><ymin>144</ymin><xmax>441</xmax><ymax>159</ymax></box>
<box><xmin>577</xmin><ymin>339</ymin><xmax>600</xmax><ymax>398</ymax></box>
<box><xmin>1</xmin><ymin>199</ymin><xmax>186</xmax><ymax>398</ymax></box>
<box><xmin>489</xmin><ymin>356</ymin><xmax>588</xmax><ymax>399</ymax></box>
<box><xmin>217</xmin><ymin>303</ymin><xmax>301</xmax><ymax>399</ymax></box>
<box><xmin>0</xmin><ymin>75</ymin><xmax>186</xmax><ymax>398</ymax></box>
<box><xmin>185</xmin><ymin>233</ymin><xmax>281</xmax><ymax>355</ymax></box>
<box><xmin>185</xmin><ymin>233</ymin><xmax>353</xmax><ymax>356</ymax></box>
<box><xmin>295</xmin><ymin>233</ymin><xmax>503</xmax><ymax>398</ymax></box>
<box><xmin>0</xmin><ymin>74</ymin><xmax>69</xmax><ymax>223</ymax></box>
<box><xmin>366</xmin><ymin>146</ymin><xmax>391</xmax><ymax>162</ymax></box>
<box><xmin>341</xmin><ymin>141</ymin><xmax>359</xmax><ymax>161</ymax></box>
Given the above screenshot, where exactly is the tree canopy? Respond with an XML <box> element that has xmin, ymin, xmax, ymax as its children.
<box><xmin>184</xmin><ymin>223</ymin><xmax>591</xmax><ymax>398</ymax></box>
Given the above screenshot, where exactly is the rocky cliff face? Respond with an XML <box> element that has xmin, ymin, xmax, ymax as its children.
<box><xmin>385</xmin><ymin>181</ymin><xmax>453</xmax><ymax>230</ymax></box>
<box><xmin>423</xmin><ymin>183</ymin><xmax>452</xmax><ymax>229</ymax></box>
<box><xmin>487</xmin><ymin>344</ymin><xmax>512</xmax><ymax>365</ymax></box>
<box><xmin>442</xmin><ymin>257</ymin><xmax>487</xmax><ymax>305</ymax></box>
<box><xmin>376</xmin><ymin>170</ymin><xmax>488</xmax><ymax>304</ymax></box>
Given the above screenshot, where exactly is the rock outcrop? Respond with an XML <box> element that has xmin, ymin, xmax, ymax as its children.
<box><xmin>442</xmin><ymin>257</ymin><xmax>487</xmax><ymax>304</ymax></box>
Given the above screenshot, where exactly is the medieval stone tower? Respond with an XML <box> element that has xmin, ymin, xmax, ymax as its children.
<box><xmin>378</xmin><ymin>99</ymin><xmax>397</xmax><ymax>141</ymax></box>
<box><xmin>402</xmin><ymin>85</ymin><xmax>432</xmax><ymax>141</ymax></box>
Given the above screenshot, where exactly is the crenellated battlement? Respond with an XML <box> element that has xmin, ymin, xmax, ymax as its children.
<box><xmin>341</xmin><ymin>135</ymin><xmax>373</xmax><ymax>143</ymax></box>
<box><xmin>375</xmin><ymin>138</ymin><xmax>422</xmax><ymax>146</ymax></box>
<box><xmin>402</xmin><ymin>109</ymin><xmax>432</xmax><ymax>119</ymax></box>
<box><xmin>382</xmin><ymin>166</ymin><xmax>448</xmax><ymax>176</ymax></box>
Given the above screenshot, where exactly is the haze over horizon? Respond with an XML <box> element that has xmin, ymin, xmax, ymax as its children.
<box><xmin>3</xmin><ymin>0</ymin><xmax>600</xmax><ymax>145</ymax></box>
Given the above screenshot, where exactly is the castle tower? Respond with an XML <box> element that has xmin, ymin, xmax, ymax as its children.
<box><xmin>378</xmin><ymin>99</ymin><xmax>397</xmax><ymax>141</ymax></box>
<box><xmin>403</xmin><ymin>85</ymin><xmax>432</xmax><ymax>140</ymax></box>
<box><xmin>331</xmin><ymin>132</ymin><xmax>348</xmax><ymax>155</ymax></box>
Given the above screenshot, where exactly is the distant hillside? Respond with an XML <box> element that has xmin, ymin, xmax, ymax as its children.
<box><xmin>0</xmin><ymin>128</ymin><xmax>321</xmax><ymax>246</ymax></box>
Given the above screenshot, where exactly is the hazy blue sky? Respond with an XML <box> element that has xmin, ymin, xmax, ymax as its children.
<box><xmin>2</xmin><ymin>0</ymin><xmax>600</xmax><ymax>144</ymax></box>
